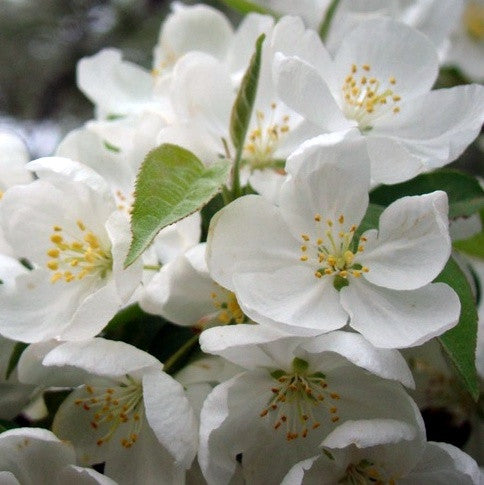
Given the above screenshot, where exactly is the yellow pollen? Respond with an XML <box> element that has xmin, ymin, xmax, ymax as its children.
<box><xmin>343</xmin><ymin>65</ymin><xmax>401</xmax><ymax>129</ymax></box>
<box><xmin>46</xmin><ymin>261</ymin><xmax>58</xmax><ymax>270</ymax></box>
<box><xmin>244</xmin><ymin>103</ymin><xmax>291</xmax><ymax>168</ymax></box>
<box><xmin>298</xmin><ymin>212</ymin><xmax>370</xmax><ymax>281</ymax></box>
<box><xmin>261</xmin><ymin>360</ymin><xmax>342</xmax><ymax>441</ymax></box>
<box><xmin>46</xmin><ymin>224</ymin><xmax>112</xmax><ymax>284</ymax></box>
<box><xmin>50</xmin><ymin>234</ymin><xmax>63</xmax><ymax>244</ymax></box>
<box><xmin>464</xmin><ymin>2</ymin><xmax>484</xmax><ymax>39</ymax></box>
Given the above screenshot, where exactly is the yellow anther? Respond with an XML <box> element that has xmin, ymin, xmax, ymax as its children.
<box><xmin>47</xmin><ymin>248</ymin><xmax>60</xmax><ymax>258</ymax></box>
<box><xmin>331</xmin><ymin>416</ymin><xmax>340</xmax><ymax>423</ymax></box>
<box><xmin>77</xmin><ymin>220</ymin><xmax>86</xmax><ymax>231</ymax></box>
<box><xmin>324</xmin><ymin>268</ymin><xmax>333</xmax><ymax>275</ymax></box>
<box><xmin>339</xmin><ymin>270</ymin><xmax>348</xmax><ymax>278</ymax></box>
<box><xmin>338</xmin><ymin>215</ymin><xmax>344</xmax><ymax>224</ymax></box>
<box><xmin>316</xmin><ymin>238</ymin><xmax>323</xmax><ymax>245</ymax></box>
<box><xmin>53</xmin><ymin>225</ymin><xmax>62</xmax><ymax>232</ymax></box>
<box><xmin>326</xmin><ymin>219</ymin><xmax>333</xmax><ymax>227</ymax></box>
<box><xmin>352</xmin><ymin>270</ymin><xmax>362</xmax><ymax>278</ymax></box>
<box><xmin>50</xmin><ymin>234</ymin><xmax>63</xmax><ymax>244</ymax></box>
<box><xmin>314</xmin><ymin>214</ymin><xmax>321</xmax><ymax>222</ymax></box>
<box><xmin>362</xmin><ymin>64</ymin><xmax>370</xmax><ymax>71</ymax></box>
<box><xmin>300</xmin><ymin>255</ymin><xmax>308</xmax><ymax>262</ymax></box>
<box><xmin>351</xmin><ymin>64</ymin><xmax>357</xmax><ymax>73</ymax></box>
<box><xmin>393</xmin><ymin>107</ymin><xmax>400</xmax><ymax>113</ymax></box>
<box><xmin>301</xmin><ymin>245</ymin><xmax>307</xmax><ymax>252</ymax></box>
<box><xmin>389</xmin><ymin>76</ymin><xmax>396</xmax><ymax>84</ymax></box>
<box><xmin>393</xmin><ymin>95</ymin><xmax>401</xmax><ymax>102</ymax></box>
<box><xmin>360</xmin><ymin>76</ymin><xmax>367</xmax><ymax>84</ymax></box>
<box><xmin>362</xmin><ymin>266</ymin><xmax>369</xmax><ymax>273</ymax></box>
<box><xmin>301</xmin><ymin>234</ymin><xmax>310</xmax><ymax>241</ymax></box>
<box><xmin>70</xmin><ymin>259</ymin><xmax>79</xmax><ymax>267</ymax></box>
<box><xmin>84</xmin><ymin>232</ymin><xmax>100</xmax><ymax>249</ymax></box>
<box><xmin>315</xmin><ymin>271</ymin><xmax>322</xmax><ymax>278</ymax></box>
<box><xmin>46</xmin><ymin>261</ymin><xmax>59</xmax><ymax>270</ymax></box>
<box><xmin>358</xmin><ymin>245</ymin><xmax>365</xmax><ymax>252</ymax></box>
<box><xmin>51</xmin><ymin>272</ymin><xmax>63</xmax><ymax>283</ymax></box>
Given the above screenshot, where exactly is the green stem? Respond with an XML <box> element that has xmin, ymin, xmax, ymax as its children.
<box><xmin>319</xmin><ymin>0</ymin><xmax>341</xmax><ymax>42</ymax></box>
<box><xmin>231</xmin><ymin>147</ymin><xmax>243</xmax><ymax>200</ymax></box>
<box><xmin>163</xmin><ymin>334</ymin><xmax>200</xmax><ymax>375</ymax></box>
<box><xmin>143</xmin><ymin>264</ymin><xmax>162</xmax><ymax>271</ymax></box>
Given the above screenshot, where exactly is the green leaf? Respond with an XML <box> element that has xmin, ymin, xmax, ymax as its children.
<box><xmin>319</xmin><ymin>0</ymin><xmax>341</xmax><ymax>42</ymax></box>
<box><xmin>435</xmin><ymin>258</ymin><xmax>479</xmax><ymax>400</ymax></box>
<box><xmin>125</xmin><ymin>144</ymin><xmax>231</xmax><ymax>267</ymax></box>
<box><xmin>216</xmin><ymin>0</ymin><xmax>278</xmax><ymax>17</ymax></box>
<box><xmin>5</xmin><ymin>342</ymin><xmax>28</xmax><ymax>380</ymax></box>
<box><xmin>0</xmin><ymin>420</ymin><xmax>17</xmax><ymax>432</ymax></box>
<box><xmin>102</xmin><ymin>304</ymin><xmax>167</xmax><ymax>351</ymax></box>
<box><xmin>230</xmin><ymin>34</ymin><xmax>265</xmax><ymax>159</ymax></box>
<box><xmin>370</xmin><ymin>169</ymin><xmax>484</xmax><ymax>219</ymax></box>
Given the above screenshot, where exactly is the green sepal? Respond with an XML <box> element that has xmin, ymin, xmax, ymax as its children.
<box><xmin>436</xmin><ymin>257</ymin><xmax>479</xmax><ymax>401</ymax></box>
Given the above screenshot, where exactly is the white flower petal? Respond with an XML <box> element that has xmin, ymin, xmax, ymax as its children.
<box><xmin>200</xmin><ymin>325</ymin><xmax>293</xmax><ymax>369</ymax></box>
<box><xmin>154</xmin><ymin>3</ymin><xmax>233</xmax><ymax>69</ymax></box>
<box><xmin>402</xmin><ymin>442</ymin><xmax>481</xmax><ymax>485</ymax></box>
<box><xmin>341</xmin><ymin>280</ymin><xmax>460</xmax><ymax>348</ymax></box>
<box><xmin>233</xmin><ymin>266</ymin><xmax>348</xmax><ymax>335</ymax></box>
<box><xmin>373</xmin><ymin>84</ymin><xmax>484</xmax><ymax>169</ymax></box>
<box><xmin>206</xmin><ymin>195</ymin><xmax>297</xmax><ymax>290</ymax></box>
<box><xmin>365</xmin><ymin>135</ymin><xmax>427</xmax><ymax>184</ymax></box>
<box><xmin>334</xmin><ymin>19</ymin><xmax>438</xmax><ymax>101</ymax></box>
<box><xmin>142</xmin><ymin>371</ymin><xmax>198</xmax><ymax>468</ymax></box>
<box><xmin>359</xmin><ymin>191</ymin><xmax>451</xmax><ymax>290</ymax></box>
<box><xmin>56</xmin><ymin>465</ymin><xmax>118</xmax><ymax>485</ymax></box>
<box><xmin>77</xmin><ymin>49</ymin><xmax>153</xmax><ymax>117</ymax></box>
<box><xmin>302</xmin><ymin>331</ymin><xmax>414</xmax><ymax>387</ymax></box>
<box><xmin>280</xmin><ymin>135</ymin><xmax>370</xmax><ymax>238</ymax></box>
<box><xmin>275</xmin><ymin>55</ymin><xmax>351</xmax><ymax>131</ymax></box>
<box><xmin>0</xmin><ymin>428</ymin><xmax>75</xmax><ymax>484</ymax></box>
<box><xmin>140</xmin><ymin>247</ymin><xmax>214</xmax><ymax>325</ymax></box>
<box><xmin>43</xmin><ymin>338</ymin><xmax>162</xmax><ymax>378</ymax></box>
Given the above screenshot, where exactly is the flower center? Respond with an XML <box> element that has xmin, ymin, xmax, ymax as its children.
<box><xmin>209</xmin><ymin>289</ymin><xmax>247</xmax><ymax>325</ymax></box>
<box><xmin>260</xmin><ymin>358</ymin><xmax>341</xmax><ymax>441</ymax></box>
<box><xmin>463</xmin><ymin>2</ymin><xmax>484</xmax><ymax>40</ymax></box>
<box><xmin>299</xmin><ymin>213</ymin><xmax>369</xmax><ymax>288</ymax></box>
<box><xmin>75</xmin><ymin>376</ymin><xmax>144</xmax><ymax>449</ymax></box>
<box><xmin>340</xmin><ymin>459</ymin><xmax>395</xmax><ymax>485</ymax></box>
<box><xmin>244</xmin><ymin>103</ymin><xmax>291</xmax><ymax>169</ymax></box>
<box><xmin>46</xmin><ymin>221</ymin><xmax>112</xmax><ymax>284</ymax></box>
<box><xmin>342</xmin><ymin>64</ymin><xmax>400</xmax><ymax>131</ymax></box>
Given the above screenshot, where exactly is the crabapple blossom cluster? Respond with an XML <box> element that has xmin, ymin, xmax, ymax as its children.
<box><xmin>0</xmin><ymin>1</ymin><xmax>484</xmax><ymax>484</ymax></box>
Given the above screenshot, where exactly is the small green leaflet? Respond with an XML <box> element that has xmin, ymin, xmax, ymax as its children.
<box><xmin>230</xmin><ymin>33</ymin><xmax>265</xmax><ymax>159</ymax></box>
<box><xmin>370</xmin><ymin>169</ymin><xmax>484</xmax><ymax>219</ymax></box>
<box><xmin>216</xmin><ymin>0</ymin><xmax>278</xmax><ymax>17</ymax></box>
<box><xmin>125</xmin><ymin>144</ymin><xmax>231</xmax><ymax>267</ymax></box>
<box><xmin>436</xmin><ymin>258</ymin><xmax>479</xmax><ymax>400</ymax></box>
